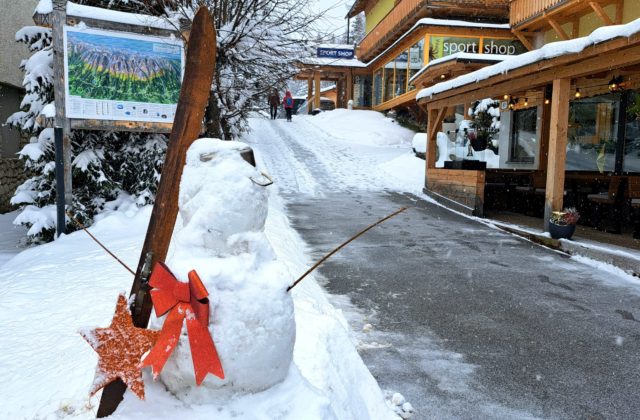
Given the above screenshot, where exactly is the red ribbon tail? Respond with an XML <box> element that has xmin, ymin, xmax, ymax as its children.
<box><xmin>140</xmin><ymin>306</ymin><xmax>185</xmax><ymax>378</ymax></box>
<box><xmin>186</xmin><ymin>314</ymin><xmax>225</xmax><ymax>384</ymax></box>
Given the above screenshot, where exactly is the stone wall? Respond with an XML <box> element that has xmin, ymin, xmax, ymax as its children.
<box><xmin>0</xmin><ymin>158</ymin><xmax>25</xmax><ymax>213</ymax></box>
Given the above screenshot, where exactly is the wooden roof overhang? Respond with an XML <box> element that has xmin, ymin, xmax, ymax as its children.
<box><xmin>411</xmin><ymin>58</ymin><xmax>505</xmax><ymax>90</ymax></box>
<box><xmin>347</xmin><ymin>0</ymin><xmax>369</xmax><ymax>19</ymax></box>
<box><xmin>294</xmin><ymin>63</ymin><xmax>368</xmax><ymax>81</ymax></box>
<box><xmin>417</xmin><ymin>31</ymin><xmax>640</xmax><ymax>111</ymax></box>
<box><xmin>511</xmin><ymin>0</ymin><xmax>620</xmax><ymax>32</ymax></box>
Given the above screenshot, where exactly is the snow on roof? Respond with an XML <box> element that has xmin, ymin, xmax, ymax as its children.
<box><xmin>298</xmin><ymin>57</ymin><xmax>367</xmax><ymax>68</ymax></box>
<box><xmin>317</xmin><ymin>44</ymin><xmax>355</xmax><ymax>50</ymax></box>
<box><xmin>321</xmin><ymin>84</ymin><xmax>337</xmax><ymax>92</ymax></box>
<box><xmin>416</xmin><ymin>18</ymin><xmax>640</xmax><ymax>101</ymax></box>
<box><xmin>366</xmin><ymin>18</ymin><xmax>511</xmax><ymax>67</ymax></box>
<box><xmin>408</xmin><ymin>53</ymin><xmax>509</xmax><ymax>84</ymax></box>
<box><xmin>66</xmin><ymin>1</ymin><xmax>181</xmax><ymax>31</ymax></box>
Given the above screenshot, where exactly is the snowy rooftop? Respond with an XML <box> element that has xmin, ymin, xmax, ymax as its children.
<box><xmin>416</xmin><ymin>18</ymin><xmax>640</xmax><ymax>101</ymax></box>
<box><xmin>317</xmin><ymin>43</ymin><xmax>355</xmax><ymax>50</ymax></box>
<box><xmin>367</xmin><ymin>18</ymin><xmax>511</xmax><ymax>67</ymax></box>
<box><xmin>408</xmin><ymin>53</ymin><xmax>509</xmax><ymax>84</ymax></box>
<box><xmin>64</xmin><ymin>1</ymin><xmax>181</xmax><ymax>31</ymax></box>
<box><xmin>297</xmin><ymin>57</ymin><xmax>367</xmax><ymax>68</ymax></box>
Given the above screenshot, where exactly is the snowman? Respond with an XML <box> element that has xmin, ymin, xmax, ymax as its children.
<box><xmin>148</xmin><ymin>138</ymin><xmax>296</xmax><ymax>403</ymax></box>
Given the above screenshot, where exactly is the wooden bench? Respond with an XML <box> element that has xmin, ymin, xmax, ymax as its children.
<box><xmin>587</xmin><ymin>176</ymin><xmax>627</xmax><ymax>233</ymax></box>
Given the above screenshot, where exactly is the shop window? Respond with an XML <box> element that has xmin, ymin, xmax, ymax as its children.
<box><xmin>353</xmin><ymin>75</ymin><xmax>372</xmax><ymax>108</ymax></box>
<box><xmin>373</xmin><ymin>69</ymin><xmax>383</xmax><ymax>106</ymax></box>
<box><xmin>624</xmin><ymin>90</ymin><xmax>640</xmax><ymax>173</ymax></box>
<box><xmin>509</xmin><ymin>108</ymin><xmax>537</xmax><ymax>163</ymax></box>
<box><xmin>408</xmin><ymin>39</ymin><xmax>424</xmax><ymax>91</ymax></box>
<box><xmin>566</xmin><ymin>93</ymin><xmax>619</xmax><ymax>173</ymax></box>
<box><xmin>394</xmin><ymin>50</ymin><xmax>408</xmax><ymax>97</ymax></box>
<box><xmin>383</xmin><ymin>63</ymin><xmax>394</xmax><ymax>103</ymax></box>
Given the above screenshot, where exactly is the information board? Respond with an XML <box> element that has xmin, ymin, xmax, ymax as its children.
<box><xmin>63</xmin><ymin>26</ymin><xmax>184</xmax><ymax>123</ymax></box>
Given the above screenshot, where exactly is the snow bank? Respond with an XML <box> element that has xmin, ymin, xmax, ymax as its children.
<box><xmin>305</xmin><ymin>109</ymin><xmax>415</xmax><ymax>147</ymax></box>
<box><xmin>151</xmin><ymin>139</ymin><xmax>295</xmax><ymax>401</ymax></box>
<box><xmin>417</xmin><ymin>18</ymin><xmax>640</xmax><ymax>100</ymax></box>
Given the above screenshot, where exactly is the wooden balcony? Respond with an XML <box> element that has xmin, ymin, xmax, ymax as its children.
<box><xmin>510</xmin><ymin>0</ymin><xmax>621</xmax><ymax>31</ymax></box>
<box><xmin>358</xmin><ymin>0</ymin><xmax>510</xmax><ymax>62</ymax></box>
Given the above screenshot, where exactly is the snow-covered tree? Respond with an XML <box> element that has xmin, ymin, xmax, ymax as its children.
<box><xmin>350</xmin><ymin>13</ymin><xmax>365</xmax><ymax>45</ymax></box>
<box><xmin>7</xmin><ymin>1</ymin><xmax>169</xmax><ymax>242</ymax></box>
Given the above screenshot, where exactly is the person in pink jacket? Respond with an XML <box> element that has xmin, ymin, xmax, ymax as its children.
<box><xmin>283</xmin><ymin>91</ymin><xmax>294</xmax><ymax>122</ymax></box>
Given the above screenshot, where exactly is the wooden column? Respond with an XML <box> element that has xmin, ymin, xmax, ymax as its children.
<box><xmin>346</xmin><ymin>71</ymin><xmax>353</xmax><ymax>106</ymax></box>
<box><xmin>544</xmin><ymin>78</ymin><xmax>571</xmax><ymax>230</ymax></box>
<box><xmin>52</xmin><ymin>0</ymin><xmax>72</xmax><ymax>206</ymax></box>
<box><xmin>314</xmin><ymin>71</ymin><xmax>321</xmax><ymax>111</ymax></box>
<box><xmin>538</xmin><ymin>100</ymin><xmax>551</xmax><ymax>173</ymax></box>
<box><xmin>425</xmin><ymin>106</ymin><xmax>447</xmax><ymax>170</ymax></box>
<box><xmin>307</xmin><ymin>77</ymin><xmax>313</xmax><ymax>114</ymax></box>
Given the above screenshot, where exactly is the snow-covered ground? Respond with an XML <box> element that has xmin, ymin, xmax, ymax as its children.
<box><xmin>0</xmin><ymin>110</ymin><xmax>422</xmax><ymax>419</ymax></box>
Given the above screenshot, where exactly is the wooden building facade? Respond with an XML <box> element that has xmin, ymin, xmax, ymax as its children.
<box><xmin>416</xmin><ymin>0</ymin><xmax>640</xmax><ymax>237</ymax></box>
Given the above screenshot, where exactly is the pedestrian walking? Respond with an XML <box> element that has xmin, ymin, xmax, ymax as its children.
<box><xmin>283</xmin><ymin>91</ymin><xmax>294</xmax><ymax>122</ymax></box>
<box><xmin>268</xmin><ymin>88</ymin><xmax>280</xmax><ymax>120</ymax></box>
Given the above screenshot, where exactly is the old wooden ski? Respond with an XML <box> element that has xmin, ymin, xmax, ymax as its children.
<box><xmin>96</xmin><ymin>7</ymin><xmax>217</xmax><ymax>417</ymax></box>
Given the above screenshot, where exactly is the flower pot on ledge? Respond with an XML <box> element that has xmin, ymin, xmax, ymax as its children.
<box><xmin>548</xmin><ymin>222</ymin><xmax>576</xmax><ymax>240</ymax></box>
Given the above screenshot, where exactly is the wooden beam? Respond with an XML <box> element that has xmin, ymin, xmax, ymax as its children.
<box><xmin>426</xmin><ymin>107</ymin><xmax>447</xmax><ymax>170</ymax></box>
<box><xmin>589</xmin><ymin>2</ymin><xmax>613</xmax><ymax>26</ymax></box>
<box><xmin>346</xmin><ymin>71</ymin><xmax>353</xmax><ymax>105</ymax></box>
<box><xmin>307</xmin><ymin>77</ymin><xmax>313</xmax><ymax>114</ymax></box>
<box><xmin>512</xmin><ymin>30</ymin><xmax>534</xmax><ymax>51</ymax></box>
<box><xmin>615</xmin><ymin>0</ymin><xmax>623</xmax><ymax>24</ymax></box>
<box><xmin>314</xmin><ymin>71</ymin><xmax>321</xmax><ymax>110</ymax></box>
<box><xmin>547</xmin><ymin>17</ymin><xmax>570</xmax><ymax>40</ymax></box>
<box><xmin>571</xmin><ymin>18</ymin><xmax>580</xmax><ymax>39</ymax></box>
<box><xmin>544</xmin><ymin>79</ymin><xmax>571</xmax><ymax>230</ymax></box>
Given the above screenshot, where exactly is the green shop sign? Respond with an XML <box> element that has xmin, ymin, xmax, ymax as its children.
<box><xmin>429</xmin><ymin>36</ymin><xmax>526</xmax><ymax>61</ymax></box>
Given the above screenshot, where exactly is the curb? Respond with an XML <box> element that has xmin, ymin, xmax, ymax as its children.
<box><xmin>491</xmin><ymin>221</ymin><xmax>640</xmax><ymax>278</ymax></box>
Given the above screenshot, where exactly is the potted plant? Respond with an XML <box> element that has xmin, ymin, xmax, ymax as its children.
<box><xmin>549</xmin><ymin>208</ymin><xmax>580</xmax><ymax>239</ymax></box>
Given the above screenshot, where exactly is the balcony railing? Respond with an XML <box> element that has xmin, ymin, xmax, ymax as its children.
<box><xmin>358</xmin><ymin>0</ymin><xmax>510</xmax><ymax>61</ymax></box>
<box><xmin>510</xmin><ymin>0</ymin><xmax>565</xmax><ymax>27</ymax></box>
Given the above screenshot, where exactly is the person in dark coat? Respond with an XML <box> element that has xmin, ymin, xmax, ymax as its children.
<box><xmin>283</xmin><ymin>91</ymin><xmax>294</xmax><ymax>122</ymax></box>
<box><xmin>268</xmin><ymin>89</ymin><xmax>280</xmax><ymax>120</ymax></box>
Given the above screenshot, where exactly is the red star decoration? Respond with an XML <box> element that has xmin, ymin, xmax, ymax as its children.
<box><xmin>80</xmin><ymin>294</ymin><xmax>160</xmax><ymax>399</ymax></box>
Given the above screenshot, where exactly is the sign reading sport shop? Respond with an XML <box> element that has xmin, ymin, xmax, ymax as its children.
<box><xmin>429</xmin><ymin>36</ymin><xmax>526</xmax><ymax>61</ymax></box>
<box><xmin>63</xmin><ymin>26</ymin><xmax>185</xmax><ymax>123</ymax></box>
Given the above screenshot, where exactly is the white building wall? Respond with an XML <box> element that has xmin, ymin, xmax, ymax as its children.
<box><xmin>0</xmin><ymin>0</ymin><xmax>39</xmax><ymax>88</ymax></box>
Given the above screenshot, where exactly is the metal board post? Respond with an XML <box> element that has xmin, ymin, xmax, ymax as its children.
<box><xmin>54</xmin><ymin>127</ymin><xmax>66</xmax><ymax>236</ymax></box>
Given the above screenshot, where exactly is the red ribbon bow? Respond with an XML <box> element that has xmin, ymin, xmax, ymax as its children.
<box><xmin>141</xmin><ymin>262</ymin><xmax>224</xmax><ymax>385</ymax></box>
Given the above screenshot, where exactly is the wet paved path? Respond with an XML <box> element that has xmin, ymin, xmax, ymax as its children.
<box><xmin>244</xmin><ymin>116</ymin><xmax>640</xmax><ymax>419</ymax></box>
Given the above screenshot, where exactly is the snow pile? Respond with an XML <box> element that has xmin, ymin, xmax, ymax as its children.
<box><xmin>151</xmin><ymin>139</ymin><xmax>296</xmax><ymax>401</ymax></box>
<box><xmin>411</xmin><ymin>133</ymin><xmax>426</xmax><ymax>155</ymax></box>
<box><xmin>305</xmin><ymin>109</ymin><xmax>415</xmax><ymax>147</ymax></box>
<box><xmin>417</xmin><ymin>18</ymin><xmax>640</xmax><ymax>100</ymax></box>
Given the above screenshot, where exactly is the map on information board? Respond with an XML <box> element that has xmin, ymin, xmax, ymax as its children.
<box><xmin>64</xmin><ymin>26</ymin><xmax>184</xmax><ymax>123</ymax></box>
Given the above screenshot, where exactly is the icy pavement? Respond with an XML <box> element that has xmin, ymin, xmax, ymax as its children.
<box><xmin>0</xmin><ymin>210</ymin><xmax>28</xmax><ymax>268</ymax></box>
<box><xmin>244</xmin><ymin>111</ymin><xmax>640</xmax><ymax>419</ymax></box>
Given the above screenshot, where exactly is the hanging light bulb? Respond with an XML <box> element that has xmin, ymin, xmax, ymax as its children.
<box><xmin>524</xmin><ymin>97</ymin><xmax>529</xmax><ymax>107</ymax></box>
<box><xmin>544</xmin><ymin>98</ymin><xmax>550</xmax><ymax>105</ymax></box>
<box><xmin>575</xmin><ymin>88</ymin><xmax>581</xmax><ymax>98</ymax></box>
<box><xmin>503</xmin><ymin>94</ymin><xmax>509</xmax><ymax>100</ymax></box>
<box><xmin>440</xmin><ymin>74</ymin><xmax>446</xmax><ymax>79</ymax></box>
<box><xmin>608</xmin><ymin>76</ymin><xmax>624</xmax><ymax>92</ymax></box>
